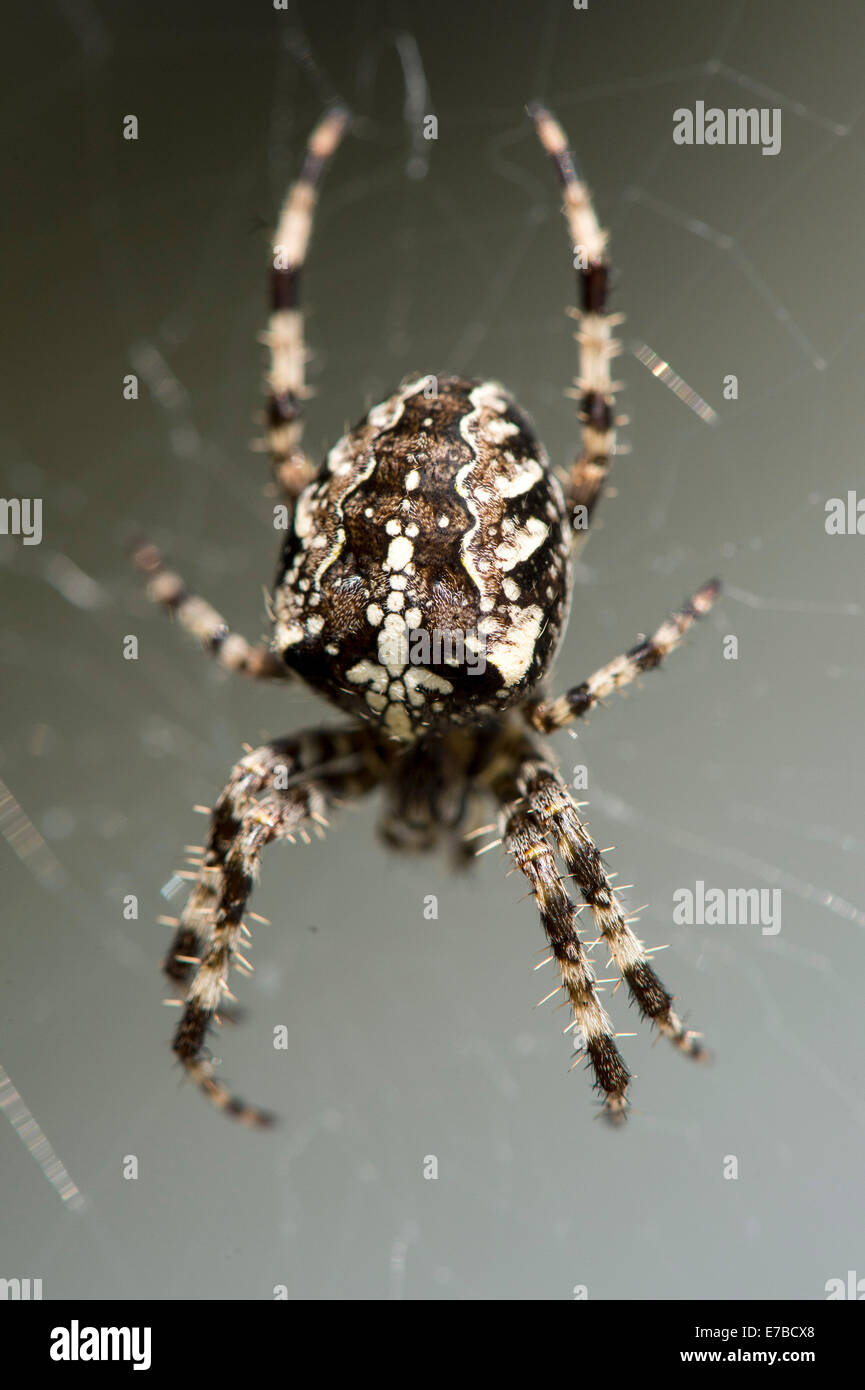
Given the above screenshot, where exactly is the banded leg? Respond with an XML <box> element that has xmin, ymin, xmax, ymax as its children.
<box><xmin>498</xmin><ymin>792</ymin><xmax>632</xmax><ymax>1117</ymax></box>
<box><xmin>520</xmin><ymin>756</ymin><xmax>707</xmax><ymax>1072</ymax></box>
<box><xmin>132</xmin><ymin>539</ymin><xmax>288</xmax><ymax>680</ymax></box>
<box><xmin>264</xmin><ymin>104</ymin><xmax>350</xmax><ymax>501</ymax></box>
<box><xmin>163</xmin><ymin>731</ymin><xmax>353</xmax><ymax>982</ymax></box>
<box><xmin>170</xmin><ymin>725</ymin><xmax>385</xmax><ymax>1124</ymax></box>
<box><xmin>528</xmin><ymin>103</ymin><xmax>621</xmax><ymax>540</ymax></box>
<box><xmin>526</xmin><ymin>578</ymin><xmax>719</xmax><ymax>733</ymax></box>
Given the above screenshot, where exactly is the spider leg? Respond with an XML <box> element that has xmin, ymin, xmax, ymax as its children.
<box><xmin>132</xmin><ymin>539</ymin><xmax>289</xmax><ymax>680</ymax></box>
<box><xmin>525</xmin><ymin>578</ymin><xmax>719</xmax><ymax>733</ymax></box>
<box><xmin>263</xmin><ymin>104</ymin><xmax>350</xmax><ymax>503</ymax></box>
<box><xmin>528</xmin><ymin>103</ymin><xmax>621</xmax><ymax>543</ymax></box>
<box><xmin>489</xmin><ymin>757</ymin><xmax>632</xmax><ymax>1117</ymax></box>
<box><xmin>168</xmin><ymin>724</ymin><xmax>385</xmax><ymax>1124</ymax></box>
<box><xmin>490</xmin><ymin>739</ymin><xmax>706</xmax><ymax>1117</ymax></box>
<box><xmin>517</xmin><ymin>755</ymin><xmax>707</xmax><ymax>1064</ymax></box>
<box><xmin>163</xmin><ymin>731</ymin><xmax>345</xmax><ymax>982</ymax></box>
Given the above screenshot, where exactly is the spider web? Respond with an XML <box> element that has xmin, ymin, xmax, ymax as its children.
<box><xmin>2</xmin><ymin>0</ymin><xmax>864</xmax><ymax>1300</ymax></box>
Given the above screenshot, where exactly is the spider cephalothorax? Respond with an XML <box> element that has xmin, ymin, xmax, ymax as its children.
<box><xmin>273</xmin><ymin>373</ymin><xmax>571</xmax><ymax>740</ymax></box>
<box><xmin>135</xmin><ymin>103</ymin><xmax>720</xmax><ymax>1126</ymax></box>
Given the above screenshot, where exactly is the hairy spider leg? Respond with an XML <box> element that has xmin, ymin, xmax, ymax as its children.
<box><xmin>169</xmin><ymin>726</ymin><xmax>385</xmax><ymax>1125</ymax></box>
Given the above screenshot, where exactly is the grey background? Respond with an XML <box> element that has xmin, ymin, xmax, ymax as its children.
<box><xmin>2</xmin><ymin>0</ymin><xmax>864</xmax><ymax>1299</ymax></box>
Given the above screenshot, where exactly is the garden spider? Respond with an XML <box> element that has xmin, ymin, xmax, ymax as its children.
<box><xmin>135</xmin><ymin>104</ymin><xmax>719</xmax><ymax>1126</ymax></box>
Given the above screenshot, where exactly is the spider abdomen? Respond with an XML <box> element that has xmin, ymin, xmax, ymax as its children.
<box><xmin>273</xmin><ymin>374</ymin><xmax>572</xmax><ymax>740</ymax></box>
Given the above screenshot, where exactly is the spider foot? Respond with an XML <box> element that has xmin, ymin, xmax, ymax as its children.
<box><xmin>598</xmin><ymin>1093</ymin><xmax>629</xmax><ymax>1127</ymax></box>
<box><xmin>658</xmin><ymin>1012</ymin><xmax>710</xmax><ymax>1064</ymax></box>
<box><xmin>174</xmin><ymin>1005</ymin><xmax>275</xmax><ymax>1128</ymax></box>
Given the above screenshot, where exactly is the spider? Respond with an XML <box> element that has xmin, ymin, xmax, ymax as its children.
<box><xmin>134</xmin><ymin>103</ymin><xmax>719</xmax><ymax>1126</ymax></box>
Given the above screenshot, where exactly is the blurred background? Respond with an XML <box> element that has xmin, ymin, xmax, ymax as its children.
<box><xmin>2</xmin><ymin>0</ymin><xmax>864</xmax><ymax>1299</ymax></box>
